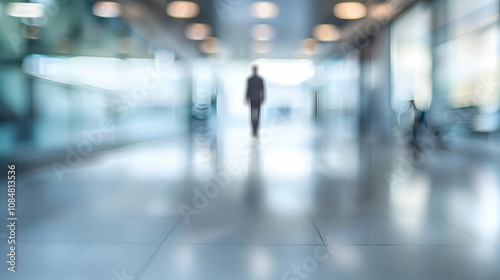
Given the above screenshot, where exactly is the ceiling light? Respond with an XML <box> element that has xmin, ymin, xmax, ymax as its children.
<box><xmin>253</xmin><ymin>41</ymin><xmax>271</xmax><ymax>54</ymax></box>
<box><xmin>6</xmin><ymin>3</ymin><xmax>44</xmax><ymax>18</ymax></box>
<box><xmin>92</xmin><ymin>1</ymin><xmax>122</xmax><ymax>18</ymax></box>
<box><xmin>313</xmin><ymin>24</ymin><xmax>341</xmax><ymax>42</ymax></box>
<box><xmin>334</xmin><ymin>2</ymin><xmax>367</xmax><ymax>20</ymax></box>
<box><xmin>186</xmin><ymin>23</ymin><xmax>212</xmax><ymax>40</ymax></box>
<box><xmin>249</xmin><ymin>2</ymin><xmax>279</xmax><ymax>19</ymax></box>
<box><xmin>167</xmin><ymin>1</ymin><xmax>199</xmax><ymax>18</ymax></box>
<box><xmin>250</xmin><ymin>24</ymin><xmax>275</xmax><ymax>41</ymax></box>
<box><xmin>200</xmin><ymin>37</ymin><xmax>219</xmax><ymax>54</ymax></box>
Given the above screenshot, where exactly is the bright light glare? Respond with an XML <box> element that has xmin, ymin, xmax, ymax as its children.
<box><xmin>397</xmin><ymin>42</ymin><xmax>433</xmax><ymax>111</ymax></box>
<box><xmin>334</xmin><ymin>2</ymin><xmax>367</xmax><ymax>20</ymax></box>
<box><xmin>249</xmin><ymin>2</ymin><xmax>279</xmax><ymax>19</ymax></box>
<box><xmin>92</xmin><ymin>1</ymin><xmax>122</xmax><ymax>18</ymax></box>
<box><xmin>167</xmin><ymin>1</ymin><xmax>199</xmax><ymax>18</ymax></box>
<box><xmin>265</xmin><ymin>149</ymin><xmax>312</xmax><ymax>175</ymax></box>
<box><xmin>6</xmin><ymin>3</ymin><xmax>44</xmax><ymax>18</ymax></box>
<box><xmin>313</xmin><ymin>24</ymin><xmax>341</xmax><ymax>42</ymax></box>
<box><xmin>253</xmin><ymin>59</ymin><xmax>315</xmax><ymax>85</ymax></box>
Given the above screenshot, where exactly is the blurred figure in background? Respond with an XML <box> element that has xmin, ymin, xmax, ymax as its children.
<box><xmin>398</xmin><ymin>100</ymin><xmax>423</xmax><ymax>150</ymax></box>
<box><xmin>400</xmin><ymin>99</ymin><xmax>421</xmax><ymax>149</ymax></box>
<box><xmin>246</xmin><ymin>65</ymin><xmax>266</xmax><ymax>137</ymax></box>
<box><xmin>410</xmin><ymin>100</ymin><xmax>423</xmax><ymax>141</ymax></box>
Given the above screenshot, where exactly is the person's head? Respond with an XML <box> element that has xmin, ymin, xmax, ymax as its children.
<box><xmin>252</xmin><ymin>65</ymin><xmax>258</xmax><ymax>75</ymax></box>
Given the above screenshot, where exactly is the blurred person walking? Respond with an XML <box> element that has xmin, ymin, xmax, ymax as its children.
<box><xmin>245</xmin><ymin>65</ymin><xmax>266</xmax><ymax>137</ymax></box>
<box><xmin>398</xmin><ymin>100</ymin><xmax>423</xmax><ymax>150</ymax></box>
<box><xmin>409</xmin><ymin>100</ymin><xmax>423</xmax><ymax>142</ymax></box>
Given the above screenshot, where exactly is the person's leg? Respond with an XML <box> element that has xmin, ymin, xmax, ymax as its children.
<box><xmin>254</xmin><ymin>106</ymin><xmax>261</xmax><ymax>135</ymax></box>
<box><xmin>251</xmin><ymin>106</ymin><xmax>258</xmax><ymax>135</ymax></box>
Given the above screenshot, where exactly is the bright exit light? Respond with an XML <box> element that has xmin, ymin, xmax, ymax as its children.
<box><xmin>249</xmin><ymin>2</ymin><xmax>279</xmax><ymax>19</ymax></box>
<box><xmin>251</xmin><ymin>24</ymin><xmax>275</xmax><ymax>41</ymax></box>
<box><xmin>334</xmin><ymin>2</ymin><xmax>367</xmax><ymax>20</ymax></box>
<box><xmin>167</xmin><ymin>1</ymin><xmax>199</xmax><ymax>18</ymax></box>
<box><xmin>92</xmin><ymin>1</ymin><xmax>122</xmax><ymax>18</ymax></box>
<box><xmin>5</xmin><ymin>3</ymin><xmax>44</xmax><ymax>18</ymax></box>
<box><xmin>253</xmin><ymin>59</ymin><xmax>315</xmax><ymax>85</ymax></box>
<box><xmin>313</xmin><ymin>24</ymin><xmax>341</xmax><ymax>42</ymax></box>
<box><xmin>185</xmin><ymin>23</ymin><xmax>212</xmax><ymax>40</ymax></box>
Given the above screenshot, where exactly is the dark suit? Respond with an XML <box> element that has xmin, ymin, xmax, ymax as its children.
<box><xmin>246</xmin><ymin>75</ymin><xmax>265</xmax><ymax>135</ymax></box>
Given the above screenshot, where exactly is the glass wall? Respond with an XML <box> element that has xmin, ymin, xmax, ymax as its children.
<box><xmin>391</xmin><ymin>2</ymin><xmax>433</xmax><ymax>113</ymax></box>
<box><xmin>316</xmin><ymin>52</ymin><xmax>361</xmax><ymax>140</ymax></box>
<box><xmin>437</xmin><ymin>0</ymin><xmax>499</xmax><ymax>132</ymax></box>
<box><xmin>0</xmin><ymin>1</ymin><xmax>191</xmax><ymax>158</ymax></box>
<box><xmin>390</xmin><ymin>0</ymin><xmax>500</xmax><ymax>135</ymax></box>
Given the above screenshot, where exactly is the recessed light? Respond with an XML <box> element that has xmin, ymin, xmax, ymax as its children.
<box><xmin>249</xmin><ymin>2</ymin><xmax>279</xmax><ymax>19</ymax></box>
<box><xmin>167</xmin><ymin>1</ymin><xmax>199</xmax><ymax>18</ymax></box>
<box><xmin>313</xmin><ymin>24</ymin><xmax>341</xmax><ymax>42</ymax></box>
<box><xmin>6</xmin><ymin>3</ymin><xmax>44</xmax><ymax>18</ymax></box>
<box><xmin>186</xmin><ymin>23</ymin><xmax>212</xmax><ymax>40</ymax></box>
<box><xmin>92</xmin><ymin>1</ymin><xmax>122</xmax><ymax>18</ymax></box>
<box><xmin>334</xmin><ymin>2</ymin><xmax>367</xmax><ymax>20</ymax></box>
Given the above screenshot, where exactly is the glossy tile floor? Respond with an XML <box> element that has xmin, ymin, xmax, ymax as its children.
<box><xmin>1</xmin><ymin>114</ymin><xmax>500</xmax><ymax>280</ymax></box>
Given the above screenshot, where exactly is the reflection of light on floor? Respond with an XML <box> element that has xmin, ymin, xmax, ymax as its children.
<box><xmin>473</xmin><ymin>166</ymin><xmax>500</xmax><ymax>241</ymax></box>
<box><xmin>321</xmin><ymin>142</ymin><xmax>360</xmax><ymax>179</ymax></box>
<box><xmin>261</xmin><ymin>147</ymin><xmax>313</xmax><ymax>215</ymax></box>
<box><xmin>249</xmin><ymin>246</ymin><xmax>273</xmax><ymax>278</ymax></box>
<box><xmin>390</xmin><ymin>172</ymin><xmax>430</xmax><ymax>231</ymax></box>
<box><xmin>264</xmin><ymin>149</ymin><xmax>312</xmax><ymax>176</ymax></box>
<box><xmin>146</xmin><ymin>197</ymin><xmax>171</xmax><ymax>215</ymax></box>
<box><xmin>265</xmin><ymin>185</ymin><xmax>312</xmax><ymax>216</ymax></box>
<box><xmin>253</xmin><ymin>59</ymin><xmax>315</xmax><ymax>86</ymax></box>
<box><xmin>176</xmin><ymin>247</ymin><xmax>195</xmax><ymax>273</ymax></box>
<box><xmin>107</xmin><ymin>145</ymin><xmax>188</xmax><ymax>180</ymax></box>
<box><xmin>193</xmin><ymin>133</ymin><xmax>214</xmax><ymax>180</ymax></box>
<box><xmin>332</xmin><ymin>246</ymin><xmax>362</xmax><ymax>270</ymax></box>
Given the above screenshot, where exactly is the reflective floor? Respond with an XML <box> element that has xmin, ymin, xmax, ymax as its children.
<box><xmin>1</xmin><ymin>113</ymin><xmax>500</xmax><ymax>280</ymax></box>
